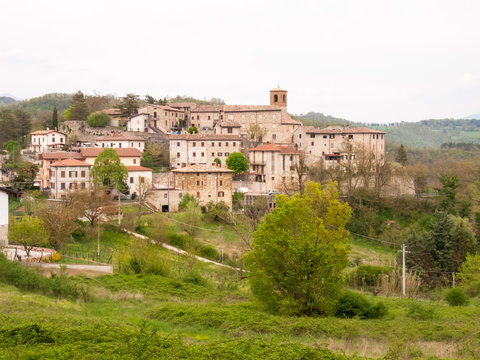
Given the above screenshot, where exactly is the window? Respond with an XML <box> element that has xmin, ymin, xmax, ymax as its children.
<box><xmin>233</xmin><ymin>142</ymin><xmax>236</xmax><ymax>147</ymax></box>
<box><xmin>273</xmin><ymin>94</ymin><xmax>278</xmax><ymax>102</ymax></box>
<box><xmin>310</xmin><ymin>134</ymin><xmax>315</xmax><ymax>139</ymax></box>
<box><xmin>228</xmin><ymin>128</ymin><xmax>232</xmax><ymax>134</ymax></box>
<box><xmin>60</xmin><ymin>138</ymin><xmax>63</xmax><ymax>143</ymax></box>
<box><xmin>211</xmin><ymin>142</ymin><xmax>214</xmax><ymax>147</ymax></box>
<box><xmin>179</xmin><ymin>193</ymin><xmax>183</xmax><ymax>198</ymax></box>
<box><xmin>218</xmin><ymin>191</ymin><xmax>224</xmax><ymax>197</ymax></box>
<box><xmin>219</xmin><ymin>180</ymin><xmax>223</xmax><ymax>186</ymax></box>
<box><xmin>208</xmin><ymin>116</ymin><xmax>210</xmax><ymax>120</ymax></box>
<box><xmin>196</xmin><ymin>191</ymin><xmax>200</xmax><ymax>198</ymax></box>
<box><xmin>201</xmin><ymin>142</ymin><xmax>204</xmax><ymax>147</ymax></box>
<box><xmin>119</xmin><ymin>143</ymin><xmax>122</xmax><ymax>148</ymax></box>
<box><xmin>220</xmin><ymin>115</ymin><xmax>223</xmax><ymax>120</ymax></box>
<box><xmin>52</xmin><ymin>138</ymin><xmax>55</xmax><ymax>143</ymax></box>
<box><xmin>130</xmin><ymin>177</ymin><xmax>134</xmax><ymax>183</ymax></box>
<box><xmin>61</xmin><ymin>183</ymin><xmax>65</xmax><ymax>189</ymax></box>
<box><xmin>196</xmin><ymin>180</ymin><xmax>200</xmax><ymax>186</ymax></box>
<box><xmin>197</xmin><ymin>115</ymin><xmax>199</xmax><ymax>120</ymax></box>
<box><xmin>193</xmin><ymin>142</ymin><xmax>196</xmax><ymax>147</ymax></box>
<box><xmin>225</xmin><ymin>152</ymin><xmax>229</xmax><ymax>156</ymax></box>
<box><xmin>271</xmin><ymin>177</ymin><xmax>275</xmax><ymax>180</ymax></box>
<box><xmin>154</xmin><ymin>111</ymin><xmax>157</xmax><ymax>118</ymax></box>
<box><xmin>81</xmin><ymin>182</ymin><xmax>86</xmax><ymax>189</ymax></box>
<box><xmin>323</xmin><ymin>135</ymin><xmax>328</xmax><ymax>139</ymax></box>
<box><xmin>61</xmin><ymin>171</ymin><xmax>65</xmax><ymax>178</ymax></box>
<box><xmin>348</xmin><ymin>135</ymin><xmax>353</xmax><ymax>139</ymax></box>
<box><xmin>218</xmin><ymin>152</ymin><xmax>222</xmax><ymax>156</ymax></box>
<box><xmin>226</xmin><ymin>142</ymin><xmax>229</xmax><ymax>146</ymax></box>
<box><xmin>177</xmin><ymin>142</ymin><xmax>180</xmax><ymax>147</ymax></box>
<box><xmin>133</xmin><ymin>159</ymin><xmax>136</xmax><ymax>164</ymax></box>
<box><xmin>218</xmin><ymin>142</ymin><xmax>222</xmax><ymax>147</ymax></box>
<box><xmin>211</xmin><ymin>152</ymin><xmax>214</xmax><ymax>157</ymax></box>
<box><xmin>165</xmin><ymin>112</ymin><xmax>167</xmax><ymax>116</ymax></box>
<box><xmin>192</xmin><ymin>116</ymin><xmax>194</xmax><ymax>120</ymax></box>
<box><xmin>164</xmin><ymin>193</ymin><xmax>168</xmax><ymax>199</ymax></box>
<box><xmin>272</xmin><ymin>134</ymin><xmax>276</xmax><ymax>140</ymax></box>
<box><xmin>329</xmin><ymin>134</ymin><xmax>335</xmax><ymax>139</ymax></box>
<box><xmin>81</xmin><ymin>170</ymin><xmax>86</xmax><ymax>178</ymax></box>
<box><xmin>69</xmin><ymin>183</ymin><xmax>75</xmax><ymax>189</ymax></box>
<box><xmin>193</xmin><ymin>152</ymin><xmax>196</xmax><ymax>157</ymax></box>
<box><xmin>283</xmin><ymin>94</ymin><xmax>286</xmax><ymax>102</ymax></box>
<box><xmin>299</xmin><ymin>134</ymin><xmax>302</xmax><ymax>139</ymax></box>
<box><xmin>311</xmin><ymin>142</ymin><xmax>314</xmax><ymax>146</ymax></box>
<box><xmin>177</xmin><ymin>152</ymin><xmax>180</xmax><ymax>158</ymax></box>
<box><xmin>201</xmin><ymin>152</ymin><xmax>204</xmax><ymax>157</ymax></box>
<box><xmin>197</xmin><ymin>172</ymin><xmax>200</xmax><ymax>176</ymax></box>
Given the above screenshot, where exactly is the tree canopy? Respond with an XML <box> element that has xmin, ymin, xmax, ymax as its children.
<box><xmin>226</xmin><ymin>152</ymin><xmax>248</xmax><ymax>175</ymax></box>
<box><xmin>8</xmin><ymin>215</ymin><xmax>48</xmax><ymax>257</ymax></box>
<box><xmin>91</xmin><ymin>148</ymin><xmax>128</xmax><ymax>190</ymax></box>
<box><xmin>244</xmin><ymin>181</ymin><xmax>352</xmax><ymax>315</ymax></box>
<box><xmin>69</xmin><ymin>91</ymin><xmax>90</xmax><ymax>121</ymax></box>
<box><xmin>119</xmin><ymin>94</ymin><xmax>140</xmax><ymax>116</ymax></box>
<box><xmin>86</xmin><ymin>112</ymin><xmax>110</xmax><ymax>127</ymax></box>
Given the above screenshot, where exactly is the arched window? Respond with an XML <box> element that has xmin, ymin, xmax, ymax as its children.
<box><xmin>273</xmin><ymin>94</ymin><xmax>278</xmax><ymax>102</ymax></box>
<box><xmin>282</xmin><ymin>94</ymin><xmax>286</xmax><ymax>102</ymax></box>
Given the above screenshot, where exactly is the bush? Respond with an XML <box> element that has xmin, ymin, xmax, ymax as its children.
<box><xmin>334</xmin><ymin>291</ymin><xmax>387</xmax><ymax>319</ymax></box>
<box><xmin>187</xmin><ymin>125</ymin><xmax>198</xmax><ymax>134</ymax></box>
<box><xmin>198</xmin><ymin>245</ymin><xmax>219</xmax><ymax>261</ymax></box>
<box><xmin>407</xmin><ymin>302</ymin><xmax>436</xmax><ymax>320</ymax></box>
<box><xmin>346</xmin><ymin>265</ymin><xmax>391</xmax><ymax>287</ymax></box>
<box><xmin>445</xmin><ymin>288</ymin><xmax>469</xmax><ymax>306</ymax></box>
<box><xmin>168</xmin><ymin>232</ymin><xmax>190</xmax><ymax>250</ymax></box>
<box><xmin>178</xmin><ymin>193</ymin><xmax>197</xmax><ymax>210</ymax></box>
<box><xmin>86</xmin><ymin>112</ymin><xmax>110</xmax><ymax>127</ymax></box>
<box><xmin>183</xmin><ymin>271</ymin><xmax>207</xmax><ymax>286</ymax></box>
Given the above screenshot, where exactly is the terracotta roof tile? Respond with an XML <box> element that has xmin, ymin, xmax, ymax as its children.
<box><xmin>223</xmin><ymin>105</ymin><xmax>281</xmax><ymax>112</ymax></box>
<box><xmin>51</xmin><ymin>159</ymin><xmax>91</xmax><ymax>167</ymax></box>
<box><xmin>126</xmin><ymin>166</ymin><xmax>152</xmax><ymax>172</ymax></box>
<box><xmin>217</xmin><ymin>121</ymin><xmax>241</xmax><ymax>128</ymax></box>
<box><xmin>301</xmin><ymin>126</ymin><xmax>385</xmax><ymax>134</ymax></box>
<box><xmin>172</xmin><ymin>164</ymin><xmax>233</xmax><ymax>173</ymax></box>
<box><xmin>101</xmin><ymin>108</ymin><xmax>122</xmax><ymax>115</ymax></box>
<box><xmin>39</xmin><ymin>152</ymin><xmax>84</xmax><ymax>160</ymax></box>
<box><xmin>97</xmin><ymin>133</ymin><xmax>145</xmax><ymax>141</ymax></box>
<box><xmin>30</xmin><ymin>129</ymin><xmax>66</xmax><ymax>136</ymax></box>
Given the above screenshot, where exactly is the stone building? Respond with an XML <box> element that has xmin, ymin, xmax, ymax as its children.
<box><xmin>80</xmin><ymin>148</ymin><xmax>142</xmax><ymax>167</ymax></box>
<box><xmin>50</xmin><ymin>159</ymin><xmax>92</xmax><ymax>199</ymax></box>
<box><xmin>94</xmin><ymin>132</ymin><xmax>146</xmax><ymax>152</ymax></box>
<box><xmin>29</xmin><ymin>129</ymin><xmax>67</xmax><ymax>153</ymax></box>
<box><xmin>126</xmin><ymin>113</ymin><xmax>149</xmax><ymax>132</ymax></box>
<box><xmin>249</xmin><ymin>144</ymin><xmax>299</xmax><ymax>193</ymax></box>
<box><xmin>172</xmin><ymin>164</ymin><xmax>233</xmax><ymax>208</ymax></box>
<box><xmin>169</xmin><ymin>134</ymin><xmax>242</xmax><ymax>168</ymax></box>
<box><xmin>292</xmin><ymin>126</ymin><xmax>386</xmax><ymax>168</ymax></box>
<box><xmin>136</xmin><ymin>104</ymin><xmax>185</xmax><ymax>133</ymax></box>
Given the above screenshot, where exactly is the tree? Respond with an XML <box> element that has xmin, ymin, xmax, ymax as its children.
<box><xmin>396</xmin><ymin>144</ymin><xmax>408</xmax><ymax>166</ymax></box>
<box><xmin>70</xmin><ymin>189</ymin><xmax>111</xmax><ymax>227</ymax></box>
<box><xmin>293</xmin><ymin>150</ymin><xmax>309</xmax><ymax>194</ymax></box>
<box><xmin>145</xmin><ymin>95</ymin><xmax>156</xmax><ymax>104</ymax></box>
<box><xmin>226</xmin><ymin>152</ymin><xmax>248</xmax><ymax>175</ymax></box>
<box><xmin>69</xmin><ymin>91</ymin><xmax>90</xmax><ymax>120</ymax></box>
<box><xmin>244</xmin><ymin>196</ymin><xmax>268</xmax><ymax>231</ymax></box>
<box><xmin>63</xmin><ymin>108</ymin><xmax>71</xmax><ymax>121</ymax></box>
<box><xmin>14</xmin><ymin>109</ymin><xmax>31</xmax><ymax>145</ymax></box>
<box><xmin>187</xmin><ymin>125</ymin><xmax>198</xmax><ymax>134</ymax></box>
<box><xmin>86</xmin><ymin>112</ymin><xmax>110</xmax><ymax>127</ymax></box>
<box><xmin>178</xmin><ymin>193</ymin><xmax>197</xmax><ymax>210</ymax></box>
<box><xmin>244</xmin><ymin>181</ymin><xmax>352</xmax><ymax>315</ymax></box>
<box><xmin>438</xmin><ymin>173</ymin><xmax>459</xmax><ymax>214</ymax></box>
<box><xmin>8</xmin><ymin>215</ymin><xmax>48</xmax><ymax>257</ymax></box>
<box><xmin>52</xmin><ymin>106</ymin><xmax>58</xmax><ymax>129</ymax></box>
<box><xmin>134</xmin><ymin>177</ymin><xmax>153</xmax><ymax>224</ymax></box>
<box><xmin>372</xmin><ymin>161</ymin><xmax>392</xmax><ymax>198</ymax></box>
<box><xmin>6</xmin><ymin>161</ymin><xmax>40</xmax><ymax>190</ymax></box>
<box><xmin>213</xmin><ymin>158</ymin><xmax>221</xmax><ymax>166</ymax></box>
<box><xmin>37</xmin><ymin>202</ymin><xmax>81</xmax><ymax>250</ymax></box>
<box><xmin>246</xmin><ymin>123</ymin><xmax>267</xmax><ymax>147</ymax></box>
<box><xmin>407</xmin><ymin>163</ymin><xmax>428</xmax><ymax>199</ymax></box>
<box><xmin>141</xmin><ymin>143</ymin><xmax>169</xmax><ymax>169</ymax></box>
<box><xmin>119</xmin><ymin>93</ymin><xmax>140</xmax><ymax>116</ymax></box>
<box><xmin>91</xmin><ymin>149</ymin><xmax>128</xmax><ymax>190</ymax></box>
<box><xmin>177</xmin><ymin>201</ymin><xmax>201</xmax><ymax>237</ymax></box>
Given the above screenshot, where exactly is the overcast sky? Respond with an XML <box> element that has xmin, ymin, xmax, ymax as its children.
<box><xmin>1</xmin><ymin>0</ymin><xmax>479</xmax><ymax>123</ymax></box>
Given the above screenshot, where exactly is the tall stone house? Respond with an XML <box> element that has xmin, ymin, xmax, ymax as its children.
<box><xmin>50</xmin><ymin>159</ymin><xmax>92</xmax><ymax>199</ymax></box>
<box><xmin>29</xmin><ymin>129</ymin><xmax>67</xmax><ymax>153</ymax></box>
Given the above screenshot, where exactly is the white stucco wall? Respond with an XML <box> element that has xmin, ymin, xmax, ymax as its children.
<box><xmin>0</xmin><ymin>191</ymin><xmax>8</xmax><ymax>246</ymax></box>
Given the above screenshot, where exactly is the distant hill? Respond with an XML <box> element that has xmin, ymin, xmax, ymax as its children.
<box><xmin>0</xmin><ymin>96</ymin><xmax>17</xmax><ymax>105</ymax></box>
<box><xmin>371</xmin><ymin>118</ymin><xmax>480</xmax><ymax>148</ymax></box>
<box><xmin>464</xmin><ymin>113</ymin><xmax>480</xmax><ymax>120</ymax></box>
<box><xmin>10</xmin><ymin>93</ymin><xmax>73</xmax><ymax>117</ymax></box>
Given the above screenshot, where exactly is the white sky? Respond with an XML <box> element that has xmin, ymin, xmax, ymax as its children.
<box><xmin>1</xmin><ymin>0</ymin><xmax>479</xmax><ymax>123</ymax></box>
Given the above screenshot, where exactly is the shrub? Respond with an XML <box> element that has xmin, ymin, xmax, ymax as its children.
<box><xmin>445</xmin><ymin>288</ymin><xmax>469</xmax><ymax>306</ymax></box>
<box><xmin>346</xmin><ymin>265</ymin><xmax>391</xmax><ymax>287</ymax></box>
<box><xmin>178</xmin><ymin>193</ymin><xmax>197</xmax><ymax>210</ymax></box>
<box><xmin>187</xmin><ymin>126</ymin><xmax>198</xmax><ymax>134</ymax></box>
<box><xmin>86</xmin><ymin>112</ymin><xmax>110</xmax><ymax>127</ymax></box>
<box><xmin>168</xmin><ymin>232</ymin><xmax>190</xmax><ymax>250</ymax></box>
<box><xmin>334</xmin><ymin>291</ymin><xmax>387</xmax><ymax>319</ymax></box>
<box><xmin>198</xmin><ymin>245</ymin><xmax>219</xmax><ymax>261</ymax></box>
<box><xmin>183</xmin><ymin>271</ymin><xmax>207</xmax><ymax>286</ymax></box>
<box><xmin>407</xmin><ymin>302</ymin><xmax>436</xmax><ymax>320</ymax></box>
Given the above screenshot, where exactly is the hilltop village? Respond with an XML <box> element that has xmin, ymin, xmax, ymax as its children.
<box><xmin>9</xmin><ymin>88</ymin><xmax>386</xmax><ymax>216</ymax></box>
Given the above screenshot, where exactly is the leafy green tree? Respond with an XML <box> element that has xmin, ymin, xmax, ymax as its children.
<box><xmin>177</xmin><ymin>200</ymin><xmax>201</xmax><ymax>237</ymax></box>
<box><xmin>69</xmin><ymin>91</ymin><xmax>90</xmax><ymax>120</ymax></box>
<box><xmin>141</xmin><ymin>143</ymin><xmax>169</xmax><ymax>169</ymax></box>
<box><xmin>213</xmin><ymin>158</ymin><xmax>221</xmax><ymax>166</ymax></box>
<box><xmin>91</xmin><ymin>149</ymin><xmax>127</xmax><ymax>190</ymax></box>
<box><xmin>244</xmin><ymin>181</ymin><xmax>352</xmax><ymax>315</ymax></box>
<box><xmin>187</xmin><ymin>125</ymin><xmax>198</xmax><ymax>134</ymax></box>
<box><xmin>14</xmin><ymin>109</ymin><xmax>31</xmax><ymax>145</ymax></box>
<box><xmin>178</xmin><ymin>193</ymin><xmax>197</xmax><ymax>210</ymax></box>
<box><xmin>226</xmin><ymin>152</ymin><xmax>248</xmax><ymax>175</ymax></box>
<box><xmin>52</xmin><ymin>106</ymin><xmax>58</xmax><ymax>129</ymax></box>
<box><xmin>8</xmin><ymin>215</ymin><xmax>48</xmax><ymax>257</ymax></box>
<box><xmin>63</xmin><ymin>108</ymin><xmax>71</xmax><ymax>121</ymax></box>
<box><xmin>4</xmin><ymin>161</ymin><xmax>40</xmax><ymax>190</ymax></box>
<box><xmin>119</xmin><ymin>93</ymin><xmax>140</xmax><ymax>116</ymax></box>
<box><xmin>86</xmin><ymin>112</ymin><xmax>110</xmax><ymax>127</ymax></box>
<box><xmin>438</xmin><ymin>174</ymin><xmax>459</xmax><ymax>214</ymax></box>
<box><xmin>145</xmin><ymin>95</ymin><xmax>156</xmax><ymax>104</ymax></box>
<box><xmin>396</xmin><ymin>144</ymin><xmax>408</xmax><ymax>166</ymax></box>
<box><xmin>458</xmin><ymin>254</ymin><xmax>480</xmax><ymax>296</ymax></box>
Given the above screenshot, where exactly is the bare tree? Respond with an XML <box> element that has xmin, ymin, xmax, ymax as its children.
<box><xmin>134</xmin><ymin>177</ymin><xmax>153</xmax><ymax>223</ymax></box>
<box><xmin>407</xmin><ymin>163</ymin><xmax>429</xmax><ymax>199</ymax></box>
<box><xmin>69</xmin><ymin>189</ymin><xmax>111</xmax><ymax>226</ymax></box>
<box><xmin>293</xmin><ymin>150</ymin><xmax>309</xmax><ymax>194</ymax></box>
<box><xmin>373</xmin><ymin>161</ymin><xmax>393</xmax><ymax>198</ymax></box>
<box><xmin>246</xmin><ymin>123</ymin><xmax>267</xmax><ymax>147</ymax></box>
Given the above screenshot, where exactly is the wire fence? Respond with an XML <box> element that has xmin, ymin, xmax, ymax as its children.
<box><xmin>59</xmin><ymin>248</ymin><xmax>113</xmax><ymax>265</ymax></box>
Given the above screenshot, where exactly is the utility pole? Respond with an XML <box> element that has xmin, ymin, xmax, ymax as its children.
<box><xmin>219</xmin><ymin>225</ymin><xmax>224</xmax><ymax>263</ymax></box>
<box><xmin>399</xmin><ymin>244</ymin><xmax>409</xmax><ymax>297</ymax></box>
<box><xmin>118</xmin><ymin>186</ymin><xmax>121</xmax><ymax>225</ymax></box>
<box><xmin>97</xmin><ymin>220</ymin><xmax>100</xmax><ymax>258</ymax></box>
<box><xmin>452</xmin><ymin>272</ymin><xmax>456</xmax><ymax>288</ymax></box>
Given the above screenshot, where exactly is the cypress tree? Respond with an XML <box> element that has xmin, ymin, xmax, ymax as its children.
<box><xmin>52</xmin><ymin>106</ymin><xmax>58</xmax><ymax>129</ymax></box>
<box><xmin>396</xmin><ymin>144</ymin><xmax>408</xmax><ymax>166</ymax></box>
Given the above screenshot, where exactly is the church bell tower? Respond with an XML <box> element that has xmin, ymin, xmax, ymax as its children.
<box><xmin>269</xmin><ymin>86</ymin><xmax>287</xmax><ymax>108</ymax></box>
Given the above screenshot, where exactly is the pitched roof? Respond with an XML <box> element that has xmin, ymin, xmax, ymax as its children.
<box><xmin>39</xmin><ymin>152</ymin><xmax>84</xmax><ymax>160</ymax></box>
<box><xmin>51</xmin><ymin>159</ymin><xmax>91</xmax><ymax>167</ymax></box>
<box><xmin>270</xmin><ymin>87</ymin><xmax>287</xmax><ymax>92</ymax></box>
<box><xmin>126</xmin><ymin>166</ymin><xmax>152</xmax><ymax>172</ymax></box>
<box><xmin>301</xmin><ymin>125</ymin><xmax>385</xmax><ymax>135</ymax></box>
<box><xmin>101</xmin><ymin>108</ymin><xmax>122</xmax><ymax>115</ymax></box>
<box><xmin>281</xmin><ymin>118</ymin><xmax>302</xmax><ymax>125</ymax></box>
<box><xmin>167</xmin><ymin>102</ymin><xmax>197</xmax><ymax>108</ymax></box>
<box><xmin>80</xmin><ymin>148</ymin><xmax>142</xmax><ymax>157</ymax></box>
<box><xmin>172</xmin><ymin>164</ymin><xmax>233</xmax><ymax>173</ymax></box>
<box><xmin>190</xmin><ymin>105</ymin><xmax>223</xmax><ymax>113</ymax></box>
<box><xmin>141</xmin><ymin>104</ymin><xmax>184</xmax><ymax>112</ymax></box>
<box><xmin>249</xmin><ymin>144</ymin><xmax>297</xmax><ymax>154</ymax></box>
<box><xmin>30</xmin><ymin>129</ymin><xmax>66</xmax><ymax>136</ymax></box>
<box><xmin>97</xmin><ymin>133</ymin><xmax>145</xmax><ymax>141</ymax></box>
<box><xmin>169</xmin><ymin>134</ymin><xmax>242</xmax><ymax>141</ymax></box>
